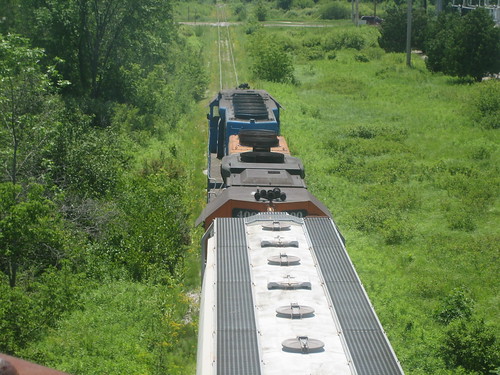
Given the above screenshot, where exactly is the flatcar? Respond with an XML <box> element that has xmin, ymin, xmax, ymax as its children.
<box><xmin>196</xmin><ymin>88</ymin><xmax>404</xmax><ymax>374</ymax></box>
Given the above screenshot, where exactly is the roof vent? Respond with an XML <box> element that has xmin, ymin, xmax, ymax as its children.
<box><xmin>282</xmin><ymin>336</ymin><xmax>325</xmax><ymax>353</ymax></box>
<box><xmin>268</xmin><ymin>253</ymin><xmax>300</xmax><ymax>266</ymax></box>
<box><xmin>268</xmin><ymin>275</ymin><xmax>311</xmax><ymax>290</ymax></box>
<box><xmin>261</xmin><ymin>236</ymin><xmax>298</xmax><ymax>248</ymax></box>
<box><xmin>276</xmin><ymin>303</ymin><xmax>314</xmax><ymax>319</ymax></box>
<box><xmin>262</xmin><ymin>221</ymin><xmax>291</xmax><ymax>231</ymax></box>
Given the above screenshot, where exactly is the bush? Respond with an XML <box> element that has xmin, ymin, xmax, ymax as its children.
<box><xmin>103</xmin><ymin>172</ymin><xmax>190</xmax><ymax>281</ymax></box>
<box><xmin>381</xmin><ymin>217</ymin><xmax>414</xmax><ymax>245</ymax></box>
<box><xmin>434</xmin><ymin>288</ymin><xmax>475</xmax><ymax>325</ymax></box>
<box><xmin>234</xmin><ymin>3</ymin><xmax>248</xmax><ymax>21</ymax></box>
<box><xmin>249</xmin><ymin>32</ymin><xmax>295</xmax><ymax>83</ymax></box>
<box><xmin>472</xmin><ymin>80</ymin><xmax>500</xmax><ymax>129</ymax></box>
<box><xmin>323</xmin><ymin>31</ymin><xmax>367</xmax><ymax>51</ymax></box>
<box><xmin>318</xmin><ymin>2</ymin><xmax>351</xmax><ymax>20</ymax></box>
<box><xmin>446</xmin><ymin>208</ymin><xmax>476</xmax><ymax>231</ymax></box>
<box><xmin>255</xmin><ymin>0</ymin><xmax>267</xmax><ymax>21</ymax></box>
<box><xmin>440</xmin><ymin>318</ymin><xmax>499</xmax><ymax>374</ymax></box>
<box><xmin>277</xmin><ymin>0</ymin><xmax>293</xmax><ymax>10</ymax></box>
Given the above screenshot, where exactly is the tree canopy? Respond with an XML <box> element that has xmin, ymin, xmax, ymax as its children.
<box><xmin>425</xmin><ymin>8</ymin><xmax>500</xmax><ymax>81</ymax></box>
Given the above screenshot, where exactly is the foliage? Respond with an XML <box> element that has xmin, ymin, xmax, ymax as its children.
<box><xmin>471</xmin><ymin>80</ymin><xmax>500</xmax><ymax>129</ymax></box>
<box><xmin>0</xmin><ymin>34</ymin><xmax>64</xmax><ymax>185</ymax></box>
<box><xmin>434</xmin><ymin>288</ymin><xmax>475</xmax><ymax>325</ymax></box>
<box><xmin>378</xmin><ymin>6</ymin><xmax>430</xmax><ymax>53</ymax></box>
<box><xmin>324</xmin><ymin>31</ymin><xmax>368</xmax><ymax>51</ymax></box>
<box><xmin>102</xmin><ymin>172</ymin><xmax>190</xmax><ymax>282</ymax></box>
<box><xmin>318</xmin><ymin>1</ymin><xmax>351</xmax><ymax>20</ymax></box>
<box><xmin>45</xmin><ymin>114</ymin><xmax>129</xmax><ymax>199</ymax></box>
<box><xmin>277</xmin><ymin>0</ymin><xmax>294</xmax><ymax>11</ymax></box>
<box><xmin>20</xmin><ymin>282</ymin><xmax>197</xmax><ymax>375</ymax></box>
<box><xmin>440</xmin><ymin>318</ymin><xmax>499</xmax><ymax>374</ymax></box>
<box><xmin>0</xmin><ymin>183</ymin><xmax>69</xmax><ymax>287</ymax></box>
<box><xmin>0</xmin><ymin>263</ymin><xmax>85</xmax><ymax>353</ymax></box>
<box><xmin>249</xmin><ymin>31</ymin><xmax>295</xmax><ymax>83</ymax></box>
<box><xmin>425</xmin><ymin>8</ymin><xmax>500</xmax><ymax>81</ymax></box>
<box><xmin>21</xmin><ymin>0</ymin><xmax>176</xmax><ymax>101</ymax></box>
<box><xmin>233</xmin><ymin>3</ymin><xmax>248</xmax><ymax>21</ymax></box>
<box><xmin>0</xmin><ymin>2</ymin><xmax>206</xmax><ymax>370</ymax></box>
<box><xmin>255</xmin><ymin>0</ymin><xmax>268</xmax><ymax>21</ymax></box>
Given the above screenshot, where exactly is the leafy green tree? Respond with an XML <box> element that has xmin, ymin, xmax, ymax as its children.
<box><xmin>0</xmin><ymin>34</ymin><xmax>63</xmax><ymax>185</ymax></box>
<box><xmin>277</xmin><ymin>0</ymin><xmax>293</xmax><ymax>11</ymax></box>
<box><xmin>16</xmin><ymin>0</ymin><xmax>176</xmax><ymax>120</ymax></box>
<box><xmin>0</xmin><ymin>183</ymin><xmax>68</xmax><ymax>287</ymax></box>
<box><xmin>426</xmin><ymin>8</ymin><xmax>500</xmax><ymax>81</ymax></box>
<box><xmin>255</xmin><ymin>0</ymin><xmax>268</xmax><ymax>21</ymax></box>
<box><xmin>378</xmin><ymin>6</ymin><xmax>430</xmax><ymax>53</ymax></box>
<box><xmin>0</xmin><ymin>263</ymin><xmax>85</xmax><ymax>353</ymax></box>
<box><xmin>249</xmin><ymin>31</ymin><xmax>295</xmax><ymax>83</ymax></box>
<box><xmin>0</xmin><ymin>0</ymin><xmax>22</xmax><ymax>34</ymax></box>
<box><xmin>45</xmin><ymin>114</ymin><xmax>128</xmax><ymax>198</ymax></box>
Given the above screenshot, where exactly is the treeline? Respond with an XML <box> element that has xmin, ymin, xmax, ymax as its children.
<box><xmin>1</xmin><ymin>1</ymin><xmax>207</xmax><ymax>373</ymax></box>
<box><xmin>378</xmin><ymin>6</ymin><xmax>500</xmax><ymax>81</ymax></box>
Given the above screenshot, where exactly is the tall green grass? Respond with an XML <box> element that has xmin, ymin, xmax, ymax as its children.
<box><xmin>240</xmin><ymin>26</ymin><xmax>499</xmax><ymax>374</ymax></box>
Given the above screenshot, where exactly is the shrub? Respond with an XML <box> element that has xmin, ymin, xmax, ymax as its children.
<box><xmin>277</xmin><ymin>0</ymin><xmax>293</xmax><ymax>11</ymax></box>
<box><xmin>255</xmin><ymin>0</ymin><xmax>267</xmax><ymax>21</ymax></box>
<box><xmin>434</xmin><ymin>288</ymin><xmax>475</xmax><ymax>325</ymax></box>
<box><xmin>381</xmin><ymin>217</ymin><xmax>414</xmax><ymax>245</ymax></box>
<box><xmin>355</xmin><ymin>53</ymin><xmax>369</xmax><ymax>62</ymax></box>
<box><xmin>323</xmin><ymin>31</ymin><xmax>367</xmax><ymax>51</ymax></box>
<box><xmin>472</xmin><ymin>80</ymin><xmax>500</xmax><ymax>129</ymax></box>
<box><xmin>234</xmin><ymin>3</ymin><xmax>248</xmax><ymax>21</ymax></box>
<box><xmin>249</xmin><ymin>32</ymin><xmax>295</xmax><ymax>83</ymax></box>
<box><xmin>318</xmin><ymin>2</ymin><xmax>351</xmax><ymax>20</ymax></box>
<box><xmin>440</xmin><ymin>318</ymin><xmax>499</xmax><ymax>374</ymax></box>
<box><xmin>446</xmin><ymin>208</ymin><xmax>476</xmax><ymax>232</ymax></box>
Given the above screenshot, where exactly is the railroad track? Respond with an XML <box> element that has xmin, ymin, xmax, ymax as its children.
<box><xmin>216</xmin><ymin>3</ymin><xmax>239</xmax><ymax>90</ymax></box>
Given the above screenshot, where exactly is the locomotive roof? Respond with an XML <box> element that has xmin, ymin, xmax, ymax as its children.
<box><xmin>227</xmin><ymin>169</ymin><xmax>307</xmax><ymax>188</ymax></box>
<box><xmin>209</xmin><ymin>89</ymin><xmax>281</xmax><ymax>121</ymax></box>
<box><xmin>221</xmin><ymin>152</ymin><xmax>305</xmax><ymax>179</ymax></box>
<box><xmin>194</xmin><ymin>186</ymin><xmax>331</xmax><ymax>227</ymax></box>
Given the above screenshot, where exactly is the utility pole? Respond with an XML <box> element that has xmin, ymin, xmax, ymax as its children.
<box><xmin>406</xmin><ymin>0</ymin><xmax>413</xmax><ymax>67</ymax></box>
<box><xmin>355</xmin><ymin>0</ymin><xmax>360</xmax><ymax>25</ymax></box>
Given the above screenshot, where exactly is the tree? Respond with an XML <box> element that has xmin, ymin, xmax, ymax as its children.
<box><xmin>0</xmin><ymin>34</ymin><xmax>63</xmax><ymax>186</ymax></box>
<box><xmin>16</xmin><ymin>0</ymin><xmax>176</xmax><ymax>123</ymax></box>
<box><xmin>255</xmin><ymin>0</ymin><xmax>267</xmax><ymax>21</ymax></box>
<box><xmin>0</xmin><ymin>183</ymin><xmax>68</xmax><ymax>288</ymax></box>
<box><xmin>378</xmin><ymin>6</ymin><xmax>430</xmax><ymax>53</ymax></box>
<box><xmin>426</xmin><ymin>8</ymin><xmax>500</xmax><ymax>81</ymax></box>
<box><xmin>249</xmin><ymin>31</ymin><xmax>294</xmax><ymax>83</ymax></box>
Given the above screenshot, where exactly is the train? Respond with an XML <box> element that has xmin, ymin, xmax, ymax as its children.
<box><xmin>195</xmin><ymin>87</ymin><xmax>405</xmax><ymax>375</ymax></box>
